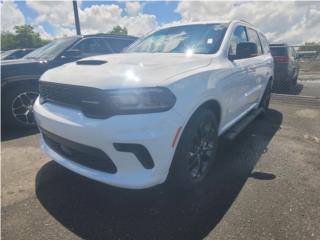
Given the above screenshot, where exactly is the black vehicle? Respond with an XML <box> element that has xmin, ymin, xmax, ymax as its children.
<box><xmin>270</xmin><ymin>43</ymin><xmax>300</xmax><ymax>91</ymax></box>
<box><xmin>1</xmin><ymin>48</ymin><xmax>35</xmax><ymax>60</ymax></box>
<box><xmin>1</xmin><ymin>34</ymin><xmax>137</xmax><ymax>128</ymax></box>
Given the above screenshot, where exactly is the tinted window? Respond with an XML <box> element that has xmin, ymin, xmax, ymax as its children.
<box><xmin>270</xmin><ymin>47</ymin><xmax>287</xmax><ymax>56</ymax></box>
<box><xmin>228</xmin><ymin>26</ymin><xmax>248</xmax><ymax>56</ymax></box>
<box><xmin>107</xmin><ymin>38</ymin><xmax>135</xmax><ymax>53</ymax></box>
<box><xmin>1</xmin><ymin>50</ymin><xmax>16</xmax><ymax>60</ymax></box>
<box><xmin>126</xmin><ymin>24</ymin><xmax>228</xmax><ymax>54</ymax></box>
<box><xmin>12</xmin><ymin>50</ymin><xmax>31</xmax><ymax>59</ymax></box>
<box><xmin>24</xmin><ymin>37</ymin><xmax>79</xmax><ymax>60</ymax></box>
<box><xmin>72</xmin><ymin>38</ymin><xmax>112</xmax><ymax>57</ymax></box>
<box><xmin>247</xmin><ymin>28</ymin><xmax>263</xmax><ymax>55</ymax></box>
<box><xmin>259</xmin><ymin>33</ymin><xmax>270</xmax><ymax>54</ymax></box>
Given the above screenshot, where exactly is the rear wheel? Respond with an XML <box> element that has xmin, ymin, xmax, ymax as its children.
<box><xmin>2</xmin><ymin>83</ymin><xmax>39</xmax><ymax>129</ymax></box>
<box><xmin>167</xmin><ymin>108</ymin><xmax>218</xmax><ymax>190</ymax></box>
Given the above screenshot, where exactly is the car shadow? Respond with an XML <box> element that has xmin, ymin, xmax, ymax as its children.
<box><xmin>272</xmin><ymin>83</ymin><xmax>303</xmax><ymax>95</ymax></box>
<box><xmin>35</xmin><ymin>109</ymin><xmax>282</xmax><ymax>240</ymax></box>
<box><xmin>1</xmin><ymin>127</ymin><xmax>39</xmax><ymax>142</ymax></box>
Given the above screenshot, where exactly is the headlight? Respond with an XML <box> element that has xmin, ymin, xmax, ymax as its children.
<box><xmin>39</xmin><ymin>81</ymin><xmax>176</xmax><ymax>119</ymax></box>
<box><xmin>107</xmin><ymin>87</ymin><xmax>176</xmax><ymax>114</ymax></box>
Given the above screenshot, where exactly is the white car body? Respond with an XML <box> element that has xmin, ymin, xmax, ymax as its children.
<box><xmin>34</xmin><ymin>20</ymin><xmax>273</xmax><ymax>189</ymax></box>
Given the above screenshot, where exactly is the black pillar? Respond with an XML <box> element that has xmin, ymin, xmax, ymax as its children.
<box><xmin>73</xmin><ymin>0</ymin><xmax>81</xmax><ymax>35</ymax></box>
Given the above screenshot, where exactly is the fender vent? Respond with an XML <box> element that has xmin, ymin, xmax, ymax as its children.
<box><xmin>76</xmin><ymin>60</ymin><xmax>107</xmax><ymax>65</ymax></box>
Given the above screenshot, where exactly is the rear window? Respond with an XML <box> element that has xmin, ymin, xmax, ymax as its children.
<box><xmin>270</xmin><ymin>47</ymin><xmax>287</xmax><ymax>56</ymax></box>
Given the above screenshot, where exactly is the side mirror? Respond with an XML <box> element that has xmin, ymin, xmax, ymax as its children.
<box><xmin>235</xmin><ymin>42</ymin><xmax>258</xmax><ymax>60</ymax></box>
<box><xmin>61</xmin><ymin>49</ymin><xmax>81</xmax><ymax>60</ymax></box>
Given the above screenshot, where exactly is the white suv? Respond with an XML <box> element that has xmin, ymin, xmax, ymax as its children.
<box><xmin>34</xmin><ymin>20</ymin><xmax>273</xmax><ymax>189</ymax></box>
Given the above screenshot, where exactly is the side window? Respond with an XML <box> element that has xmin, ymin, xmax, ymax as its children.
<box><xmin>228</xmin><ymin>26</ymin><xmax>248</xmax><ymax>57</ymax></box>
<box><xmin>12</xmin><ymin>51</ymin><xmax>25</xmax><ymax>59</ymax></box>
<box><xmin>107</xmin><ymin>38</ymin><xmax>134</xmax><ymax>53</ymax></box>
<box><xmin>258</xmin><ymin>33</ymin><xmax>270</xmax><ymax>54</ymax></box>
<box><xmin>247</xmin><ymin>28</ymin><xmax>263</xmax><ymax>55</ymax></box>
<box><xmin>72</xmin><ymin>38</ymin><xmax>112</xmax><ymax>57</ymax></box>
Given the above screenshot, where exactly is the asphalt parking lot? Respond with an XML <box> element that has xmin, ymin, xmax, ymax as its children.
<box><xmin>2</xmin><ymin>82</ymin><xmax>320</xmax><ymax>240</ymax></box>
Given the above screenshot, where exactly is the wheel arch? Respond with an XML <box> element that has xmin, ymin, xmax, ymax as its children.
<box><xmin>2</xmin><ymin>79</ymin><xmax>39</xmax><ymax>97</ymax></box>
<box><xmin>196</xmin><ymin>99</ymin><xmax>222</xmax><ymax>127</ymax></box>
<box><xmin>179</xmin><ymin>98</ymin><xmax>222</xmax><ymax>137</ymax></box>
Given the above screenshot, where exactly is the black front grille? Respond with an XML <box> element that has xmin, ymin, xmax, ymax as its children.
<box><xmin>41</xmin><ymin>128</ymin><xmax>117</xmax><ymax>173</ymax></box>
<box><xmin>39</xmin><ymin>81</ymin><xmax>112</xmax><ymax>118</ymax></box>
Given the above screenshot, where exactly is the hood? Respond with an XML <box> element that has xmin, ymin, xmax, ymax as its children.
<box><xmin>41</xmin><ymin>53</ymin><xmax>212</xmax><ymax>89</ymax></box>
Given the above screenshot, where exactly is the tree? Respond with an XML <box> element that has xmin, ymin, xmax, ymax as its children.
<box><xmin>1</xmin><ymin>25</ymin><xmax>49</xmax><ymax>51</ymax></box>
<box><xmin>109</xmin><ymin>25</ymin><xmax>128</xmax><ymax>35</ymax></box>
<box><xmin>1</xmin><ymin>32</ymin><xmax>18</xmax><ymax>50</ymax></box>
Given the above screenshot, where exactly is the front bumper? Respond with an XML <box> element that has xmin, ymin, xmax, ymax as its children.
<box><xmin>33</xmin><ymin>98</ymin><xmax>184</xmax><ymax>189</ymax></box>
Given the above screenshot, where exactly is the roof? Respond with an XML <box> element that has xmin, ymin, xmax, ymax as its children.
<box><xmin>158</xmin><ymin>19</ymin><xmax>260</xmax><ymax>32</ymax></box>
<box><xmin>82</xmin><ymin>33</ymin><xmax>138</xmax><ymax>40</ymax></box>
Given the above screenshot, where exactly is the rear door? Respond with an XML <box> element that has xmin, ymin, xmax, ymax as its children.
<box><xmin>225</xmin><ymin>25</ymin><xmax>252</xmax><ymax>121</ymax></box>
<box><xmin>245</xmin><ymin>28</ymin><xmax>268</xmax><ymax>106</ymax></box>
<box><xmin>258</xmin><ymin>32</ymin><xmax>273</xmax><ymax>97</ymax></box>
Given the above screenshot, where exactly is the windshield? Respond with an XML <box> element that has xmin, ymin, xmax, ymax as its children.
<box><xmin>126</xmin><ymin>24</ymin><xmax>228</xmax><ymax>54</ymax></box>
<box><xmin>1</xmin><ymin>50</ymin><xmax>16</xmax><ymax>60</ymax></box>
<box><xmin>24</xmin><ymin>37</ymin><xmax>79</xmax><ymax>60</ymax></box>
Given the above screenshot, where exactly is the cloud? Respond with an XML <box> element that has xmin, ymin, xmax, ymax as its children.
<box><xmin>33</xmin><ymin>25</ymin><xmax>52</xmax><ymax>39</ymax></box>
<box><xmin>125</xmin><ymin>1</ymin><xmax>143</xmax><ymax>17</ymax></box>
<box><xmin>25</xmin><ymin>1</ymin><xmax>157</xmax><ymax>37</ymax></box>
<box><xmin>26</xmin><ymin>0</ymin><xmax>74</xmax><ymax>27</ymax></box>
<box><xmin>0</xmin><ymin>1</ymin><xmax>25</xmax><ymax>32</ymax></box>
<box><xmin>175</xmin><ymin>1</ymin><xmax>320</xmax><ymax>44</ymax></box>
<box><xmin>78</xmin><ymin>3</ymin><xmax>157</xmax><ymax>36</ymax></box>
<box><xmin>120</xmin><ymin>14</ymin><xmax>157</xmax><ymax>36</ymax></box>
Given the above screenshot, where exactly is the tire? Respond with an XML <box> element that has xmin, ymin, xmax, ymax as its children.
<box><xmin>2</xmin><ymin>83</ymin><xmax>39</xmax><ymax>129</ymax></box>
<box><xmin>259</xmin><ymin>80</ymin><xmax>272</xmax><ymax>117</ymax></box>
<box><xmin>167</xmin><ymin>108</ymin><xmax>219</xmax><ymax>191</ymax></box>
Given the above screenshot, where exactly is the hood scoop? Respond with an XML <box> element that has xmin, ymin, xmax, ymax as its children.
<box><xmin>76</xmin><ymin>60</ymin><xmax>107</xmax><ymax>65</ymax></box>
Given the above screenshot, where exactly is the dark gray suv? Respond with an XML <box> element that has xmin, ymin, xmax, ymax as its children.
<box><xmin>270</xmin><ymin>44</ymin><xmax>300</xmax><ymax>91</ymax></box>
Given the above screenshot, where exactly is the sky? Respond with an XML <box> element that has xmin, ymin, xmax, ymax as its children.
<box><xmin>1</xmin><ymin>0</ymin><xmax>320</xmax><ymax>45</ymax></box>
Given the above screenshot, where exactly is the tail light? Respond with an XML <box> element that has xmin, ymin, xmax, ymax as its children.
<box><xmin>274</xmin><ymin>56</ymin><xmax>289</xmax><ymax>63</ymax></box>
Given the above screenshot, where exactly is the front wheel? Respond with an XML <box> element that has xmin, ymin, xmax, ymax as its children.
<box><xmin>167</xmin><ymin>108</ymin><xmax>219</xmax><ymax>190</ymax></box>
<box><xmin>2</xmin><ymin>83</ymin><xmax>39</xmax><ymax>128</ymax></box>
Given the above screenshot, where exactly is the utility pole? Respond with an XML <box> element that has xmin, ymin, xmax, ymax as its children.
<box><xmin>73</xmin><ymin>0</ymin><xmax>81</xmax><ymax>35</ymax></box>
